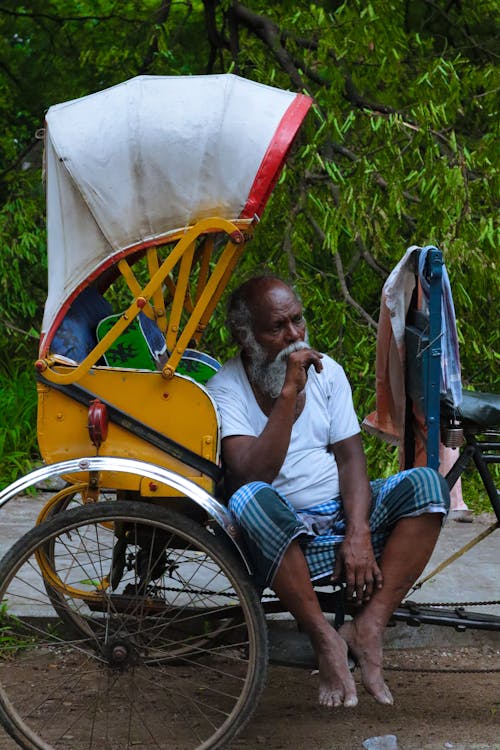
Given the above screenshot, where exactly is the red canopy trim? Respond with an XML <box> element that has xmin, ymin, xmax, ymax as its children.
<box><xmin>241</xmin><ymin>93</ymin><xmax>313</xmax><ymax>220</ymax></box>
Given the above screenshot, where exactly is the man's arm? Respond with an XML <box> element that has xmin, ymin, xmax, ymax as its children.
<box><xmin>222</xmin><ymin>348</ymin><xmax>323</xmax><ymax>490</ymax></box>
<box><xmin>330</xmin><ymin>434</ymin><xmax>383</xmax><ymax>602</ymax></box>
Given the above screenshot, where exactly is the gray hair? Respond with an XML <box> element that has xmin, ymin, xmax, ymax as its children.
<box><xmin>226</xmin><ymin>290</ymin><xmax>253</xmax><ymax>346</ymax></box>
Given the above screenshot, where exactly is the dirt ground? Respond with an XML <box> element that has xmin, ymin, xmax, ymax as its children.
<box><xmin>234</xmin><ymin>645</ymin><xmax>500</xmax><ymax>750</ymax></box>
<box><xmin>0</xmin><ymin>645</ymin><xmax>498</xmax><ymax>750</ymax></box>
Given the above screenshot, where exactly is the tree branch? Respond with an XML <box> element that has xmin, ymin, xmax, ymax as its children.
<box><xmin>290</xmin><ymin>53</ymin><xmax>329</xmax><ymax>87</ymax></box>
<box><xmin>306</xmin><ymin>213</ymin><xmax>378</xmax><ymax>330</ymax></box>
<box><xmin>280</xmin><ymin>31</ymin><xmax>319</xmax><ymax>52</ymax></box>
<box><xmin>203</xmin><ymin>0</ymin><xmax>231</xmax><ymax>73</ymax></box>
<box><xmin>231</xmin><ymin>2</ymin><xmax>307</xmax><ymax>91</ymax></box>
<box><xmin>344</xmin><ymin>74</ymin><xmax>399</xmax><ymax>116</ymax></box>
<box><xmin>355</xmin><ymin>233</ymin><xmax>389</xmax><ymax>278</ymax></box>
<box><xmin>281</xmin><ymin>186</ymin><xmax>308</xmax><ymax>278</ymax></box>
<box><xmin>0</xmin><ymin>8</ymin><xmax>143</xmax><ymax>24</ymax></box>
<box><xmin>138</xmin><ymin>0</ymin><xmax>173</xmax><ymax>74</ymax></box>
<box><xmin>0</xmin><ymin>136</ymin><xmax>43</xmax><ymax>181</ymax></box>
<box><xmin>0</xmin><ymin>58</ymin><xmax>23</xmax><ymax>88</ymax></box>
<box><xmin>3</xmin><ymin>320</ymin><xmax>39</xmax><ymax>340</ymax></box>
<box><xmin>227</xmin><ymin>5</ymin><xmax>241</xmax><ymax>72</ymax></box>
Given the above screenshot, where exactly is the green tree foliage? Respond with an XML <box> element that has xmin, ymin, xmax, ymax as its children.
<box><xmin>0</xmin><ymin>1</ymin><xmax>498</xmax><ymax>497</ymax></box>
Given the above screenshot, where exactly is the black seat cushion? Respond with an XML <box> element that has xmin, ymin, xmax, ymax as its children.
<box><xmin>441</xmin><ymin>389</ymin><xmax>500</xmax><ymax>429</ymax></box>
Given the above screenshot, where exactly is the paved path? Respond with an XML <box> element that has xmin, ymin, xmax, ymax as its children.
<box><xmin>385</xmin><ymin>510</ymin><xmax>500</xmax><ymax>648</ymax></box>
<box><xmin>0</xmin><ymin>491</ymin><xmax>498</xmax><ymax>646</ymax></box>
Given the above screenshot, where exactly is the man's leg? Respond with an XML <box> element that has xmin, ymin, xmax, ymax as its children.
<box><xmin>229</xmin><ymin>482</ymin><xmax>357</xmax><ymax>708</ymax></box>
<box><xmin>339</xmin><ymin>512</ymin><xmax>442</xmax><ymax>704</ymax></box>
<box><xmin>229</xmin><ymin>476</ymin><xmax>447</xmax><ymax>707</ymax></box>
<box><xmin>272</xmin><ymin>539</ymin><xmax>358</xmax><ymax>708</ymax></box>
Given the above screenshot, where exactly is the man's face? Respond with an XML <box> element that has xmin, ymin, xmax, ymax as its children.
<box><xmin>249</xmin><ymin>284</ymin><xmax>306</xmax><ymax>363</ymax></box>
<box><xmin>241</xmin><ymin>282</ymin><xmax>309</xmax><ymax>398</ymax></box>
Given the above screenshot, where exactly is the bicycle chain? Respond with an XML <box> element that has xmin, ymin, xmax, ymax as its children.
<box><xmin>403</xmin><ymin>599</ymin><xmax>500</xmax><ymax>607</ymax></box>
<box><xmin>158</xmin><ymin>584</ymin><xmax>500</xmax><ymax>608</ymax></box>
<box><xmin>385</xmin><ymin>665</ymin><xmax>500</xmax><ymax>674</ymax></box>
<box><xmin>395</xmin><ymin>598</ymin><xmax>500</xmax><ymax>673</ymax></box>
<box><xmin>155</xmin><ymin>586</ymin><xmax>499</xmax><ymax>674</ymax></box>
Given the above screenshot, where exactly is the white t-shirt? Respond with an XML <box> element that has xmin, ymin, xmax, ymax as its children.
<box><xmin>206</xmin><ymin>354</ymin><xmax>360</xmax><ymax>509</ymax></box>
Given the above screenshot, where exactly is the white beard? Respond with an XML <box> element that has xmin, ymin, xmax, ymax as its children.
<box><xmin>245</xmin><ymin>336</ymin><xmax>310</xmax><ymax>399</ymax></box>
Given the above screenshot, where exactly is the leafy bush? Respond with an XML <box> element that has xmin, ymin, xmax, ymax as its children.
<box><xmin>0</xmin><ymin>357</ymin><xmax>39</xmax><ymax>490</ymax></box>
<box><xmin>0</xmin><ymin>1</ymin><xmax>497</xmax><ymax>513</ymax></box>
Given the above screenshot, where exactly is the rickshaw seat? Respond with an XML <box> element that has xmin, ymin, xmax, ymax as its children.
<box><xmin>441</xmin><ymin>389</ymin><xmax>500</xmax><ymax>429</ymax></box>
<box><xmin>51</xmin><ymin>287</ymin><xmax>221</xmax><ymax>384</ymax></box>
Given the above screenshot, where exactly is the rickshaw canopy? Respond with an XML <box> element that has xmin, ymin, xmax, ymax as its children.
<box><xmin>42</xmin><ymin>74</ymin><xmax>312</xmax><ymax>351</ymax></box>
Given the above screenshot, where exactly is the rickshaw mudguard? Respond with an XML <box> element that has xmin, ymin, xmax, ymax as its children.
<box><xmin>0</xmin><ymin>457</ymin><xmax>251</xmax><ymax>573</ymax></box>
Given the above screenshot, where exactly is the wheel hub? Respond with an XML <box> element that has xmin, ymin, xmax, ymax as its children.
<box><xmin>104</xmin><ymin>639</ymin><xmax>138</xmax><ymax>670</ymax></box>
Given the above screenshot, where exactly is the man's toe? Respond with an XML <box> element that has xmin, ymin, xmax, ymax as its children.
<box><xmin>343</xmin><ymin>693</ymin><xmax>358</xmax><ymax>708</ymax></box>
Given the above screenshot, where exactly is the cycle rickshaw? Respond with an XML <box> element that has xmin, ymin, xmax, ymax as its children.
<box><xmin>0</xmin><ymin>74</ymin><xmax>498</xmax><ymax>750</ymax></box>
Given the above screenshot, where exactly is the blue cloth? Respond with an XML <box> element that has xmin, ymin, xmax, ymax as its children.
<box><xmin>138</xmin><ymin>312</ymin><xmax>167</xmax><ymax>361</ymax></box>
<box><xmin>418</xmin><ymin>246</ymin><xmax>462</xmax><ymax>407</ymax></box>
<box><xmin>229</xmin><ymin>467</ymin><xmax>450</xmax><ymax>587</ymax></box>
<box><xmin>51</xmin><ymin>286</ymin><xmax>112</xmax><ymax>361</ymax></box>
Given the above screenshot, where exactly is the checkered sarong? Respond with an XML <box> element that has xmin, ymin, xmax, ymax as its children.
<box><xmin>228</xmin><ymin>467</ymin><xmax>449</xmax><ymax>587</ymax></box>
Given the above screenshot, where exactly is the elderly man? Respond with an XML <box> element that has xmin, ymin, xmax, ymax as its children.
<box><xmin>206</xmin><ymin>275</ymin><xmax>449</xmax><ymax>709</ymax></box>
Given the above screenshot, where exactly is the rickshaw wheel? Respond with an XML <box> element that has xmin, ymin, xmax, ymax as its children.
<box><xmin>0</xmin><ymin>501</ymin><xmax>267</xmax><ymax>750</ymax></box>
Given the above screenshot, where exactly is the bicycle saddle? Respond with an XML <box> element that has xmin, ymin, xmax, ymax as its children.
<box><xmin>441</xmin><ymin>389</ymin><xmax>500</xmax><ymax>429</ymax></box>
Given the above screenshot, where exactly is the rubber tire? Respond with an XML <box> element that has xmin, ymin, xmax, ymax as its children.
<box><xmin>0</xmin><ymin>501</ymin><xmax>268</xmax><ymax>750</ymax></box>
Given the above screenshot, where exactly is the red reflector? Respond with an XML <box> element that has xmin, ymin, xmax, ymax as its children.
<box><xmin>88</xmin><ymin>399</ymin><xmax>109</xmax><ymax>448</ymax></box>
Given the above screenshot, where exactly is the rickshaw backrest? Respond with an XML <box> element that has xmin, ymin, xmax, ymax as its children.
<box><xmin>51</xmin><ymin>285</ymin><xmax>169</xmax><ymax>368</ymax></box>
<box><xmin>403</xmin><ymin>247</ymin><xmax>446</xmax><ymax>470</ymax></box>
<box><xmin>96</xmin><ymin>311</ymin><xmax>167</xmax><ymax>370</ymax></box>
<box><xmin>96</xmin><ymin>313</ymin><xmax>221</xmax><ymax>383</ymax></box>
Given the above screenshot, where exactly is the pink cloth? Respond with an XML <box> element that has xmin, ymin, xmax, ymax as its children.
<box><xmin>362</xmin><ymin>247</ymin><xmax>419</xmax><ymax>451</ymax></box>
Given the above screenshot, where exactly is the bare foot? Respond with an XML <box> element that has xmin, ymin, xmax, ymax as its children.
<box><xmin>339</xmin><ymin>620</ymin><xmax>394</xmax><ymax>705</ymax></box>
<box><xmin>312</xmin><ymin>625</ymin><xmax>358</xmax><ymax>708</ymax></box>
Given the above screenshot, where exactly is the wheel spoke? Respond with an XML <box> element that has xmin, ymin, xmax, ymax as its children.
<box><xmin>0</xmin><ymin>500</ymin><xmax>267</xmax><ymax>749</ymax></box>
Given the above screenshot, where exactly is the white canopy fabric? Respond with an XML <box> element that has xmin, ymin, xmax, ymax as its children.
<box><xmin>42</xmin><ymin>74</ymin><xmax>312</xmax><ymax>353</ymax></box>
